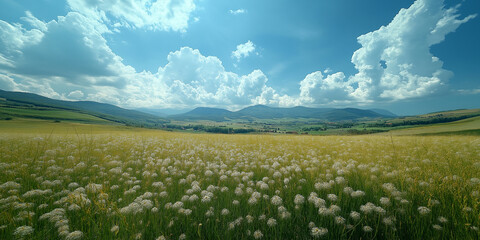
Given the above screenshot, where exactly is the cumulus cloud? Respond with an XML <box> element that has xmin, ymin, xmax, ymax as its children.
<box><xmin>348</xmin><ymin>0</ymin><xmax>476</xmax><ymax>102</ymax></box>
<box><xmin>0</xmin><ymin>11</ymin><xmax>280</xmax><ymax>109</ymax></box>
<box><xmin>297</xmin><ymin>0</ymin><xmax>476</xmax><ymax>105</ymax></box>
<box><xmin>68</xmin><ymin>90</ymin><xmax>84</xmax><ymax>99</ymax></box>
<box><xmin>67</xmin><ymin>0</ymin><xmax>196</xmax><ymax>32</ymax></box>
<box><xmin>299</xmin><ymin>71</ymin><xmax>353</xmax><ymax>105</ymax></box>
<box><xmin>143</xmin><ymin>47</ymin><xmax>278</xmax><ymax>108</ymax></box>
<box><xmin>0</xmin><ymin>12</ymin><xmax>130</xmax><ymax>86</ymax></box>
<box><xmin>0</xmin><ymin>74</ymin><xmax>17</xmax><ymax>91</ymax></box>
<box><xmin>232</xmin><ymin>41</ymin><xmax>256</xmax><ymax>61</ymax></box>
<box><xmin>0</xmin><ymin>0</ymin><xmax>475</xmax><ymax>110</ymax></box>
<box><xmin>0</xmin><ymin>11</ymin><xmax>135</xmax><ymax>104</ymax></box>
<box><xmin>229</xmin><ymin>9</ymin><xmax>246</xmax><ymax>15</ymax></box>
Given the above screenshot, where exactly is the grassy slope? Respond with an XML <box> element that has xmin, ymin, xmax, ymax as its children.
<box><xmin>385</xmin><ymin>109</ymin><xmax>480</xmax><ymax>125</ymax></box>
<box><xmin>0</xmin><ymin>90</ymin><xmax>167</xmax><ymax>126</ymax></box>
<box><xmin>380</xmin><ymin>116</ymin><xmax>480</xmax><ymax>136</ymax></box>
<box><xmin>0</xmin><ymin>106</ymin><xmax>110</xmax><ymax>123</ymax></box>
<box><xmin>0</xmin><ymin>118</ymin><xmax>161</xmax><ymax>134</ymax></box>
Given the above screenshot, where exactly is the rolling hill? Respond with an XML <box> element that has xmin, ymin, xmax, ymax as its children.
<box><xmin>378</xmin><ymin>110</ymin><xmax>480</xmax><ymax>136</ymax></box>
<box><xmin>172</xmin><ymin>105</ymin><xmax>391</xmax><ymax>121</ymax></box>
<box><xmin>0</xmin><ymin>89</ymin><xmax>167</xmax><ymax>126</ymax></box>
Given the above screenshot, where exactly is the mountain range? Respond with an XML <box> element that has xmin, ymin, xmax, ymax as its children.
<box><xmin>0</xmin><ymin>89</ymin><xmax>167</xmax><ymax>126</ymax></box>
<box><xmin>0</xmin><ymin>89</ymin><xmax>396</xmax><ymax>124</ymax></box>
<box><xmin>170</xmin><ymin>105</ymin><xmax>396</xmax><ymax>121</ymax></box>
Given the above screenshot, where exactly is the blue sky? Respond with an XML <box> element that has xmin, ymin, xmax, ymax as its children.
<box><xmin>0</xmin><ymin>0</ymin><xmax>478</xmax><ymax>115</ymax></box>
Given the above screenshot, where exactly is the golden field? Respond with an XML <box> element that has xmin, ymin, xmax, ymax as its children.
<box><xmin>0</xmin><ymin>123</ymin><xmax>479</xmax><ymax>239</ymax></box>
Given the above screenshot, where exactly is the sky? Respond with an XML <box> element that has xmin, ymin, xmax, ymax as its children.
<box><xmin>0</xmin><ymin>0</ymin><xmax>479</xmax><ymax>115</ymax></box>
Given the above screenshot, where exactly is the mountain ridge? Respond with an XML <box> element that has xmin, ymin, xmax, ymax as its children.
<box><xmin>0</xmin><ymin>89</ymin><xmax>167</xmax><ymax>126</ymax></box>
<box><xmin>172</xmin><ymin>104</ymin><xmax>395</xmax><ymax>121</ymax></box>
<box><xmin>0</xmin><ymin>89</ymin><xmax>397</xmax><ymax>123</ymax></box>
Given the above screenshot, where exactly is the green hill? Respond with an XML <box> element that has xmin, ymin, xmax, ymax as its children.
<box><xmin>382</xmin><ymin>115</ymin><xmax>480</xmax><ymax>136</ymax></box>
<box><xmin>0</xmin><ymin>89</ymin><xmax>168</xmax><ymax>126</ymax></box>
<box><xmin>173</xmin><ymin>105</ymin><xmax>389</xmax><ymax>121</ymax></box>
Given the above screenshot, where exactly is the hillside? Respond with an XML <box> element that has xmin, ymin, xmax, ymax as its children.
<box><xmin>172</xmin><ymin>105</ymin><xmax>389</xmax><ymax>121</ymax></box>
<box><xmin>172</xmin><ymin>107</ymin><xmax>233</xmax><ymax>121</ymax></box>
<box><xmin>380</xmin><ymin>115</ymin><xmax>480</xmax><ymax>136</ymax></box>
<box><xmin>0</xmin><ymin>89</ymin><xmax>167</xmax><ymax>126</ymax></box>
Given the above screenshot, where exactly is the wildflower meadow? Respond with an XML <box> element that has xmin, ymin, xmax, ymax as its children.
<box><xmin>0</xmin><ymin>132</ymin><xmax>479</xmax><ymax>239</ymax></box>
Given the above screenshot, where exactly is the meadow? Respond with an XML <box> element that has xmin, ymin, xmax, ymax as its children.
<box><xmin>0</xmin><ymin>127</ymin><xmax>479</xmax><ymax>239</ymax></box>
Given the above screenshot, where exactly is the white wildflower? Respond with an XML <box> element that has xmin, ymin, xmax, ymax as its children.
<box><xmin>111</xmin><ymin>225</ymin><xmax>119</xmax><ymax>233</ymax></box>
<box><xmin>438</xmin><ymin>216</ymin><xmax>448</xmax><ymax>223</ymax></box>
<box><xmin>13</xmin><ymin>225</ymin><xmax>34</xmax><ymax>237</ymax></box>
<box><xmin>271</xmin><ymin>195</ymin><xmax>283</xmax><ymax>206</ymax></box>
<box><xmin>221</xmin><ymin>208</ymin><xmax>230</xmax><ymax>216</ymax></box>
<box><xmin>335</xmin><ymin>216</ymin><xmax>345</xmax><ymax>225</ymax></box>
<box><xmin>311</xmin><ymin>227</ymin><xmax>328</xmax><ymax>237</ymax></box>
<box><xmin>380</xmin><ymin>197</ymin><xmax>390</xmax><ymax>206</ymax></box>
<box><xmin>351</xmin><ymin>190</ymin><xmax>365</xmax><ymax>198</ymax></box>
<box><xmin>418</xmin><ymin>206</ymin><xmax>431</xmax><ymax>215</ymax></box>
<box><xmin>363</xmin><ymin>226</ymin><xmax>373</xmax><ymax>233</ymax></box>
<box><xmin>294</xmin><ymin>194</ymin><xmax>305</xmax><ymax>205</ymax></box>
<box><xmin>432</xmin><ymin>224</ymin><xmax>442</xmax><ymax>231</ymax></box>
<box><xmin>267</xmin><ymin>218</ymin><xmax>277</xmax><ymax>227</ymax></box>
<box><xmin>327</xmin><ymin>194</ymin><xmax>337</xmax><ymax>202</ymax></box>
<box><xmin>65</xmin><ymin>230</ymin><xmax>83</xmax><ymax>240</ymax></box>
<box><xmin>350</xmin><ymin>211</ymin><xmax>361</xmax><ymax>220</ymax></box>
<box><xmin>253</xmin><ymin>230</ymin><xmax>263</xmax><ymax>239</ymax></box>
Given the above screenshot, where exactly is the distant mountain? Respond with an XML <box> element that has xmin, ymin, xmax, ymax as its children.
<box><xmin>171</xmin><ymin>107</ymin><xmax>233</xmax><ymax>121</ymax></box>
<box><xmin>0</xmin><ymin>89</ymin><xmax>167</xmax><ymax>126</ymax></box>
<box><xmin>173</xmin><ymin>104</ymin><xmax>392</xmax><ymax>121</ymax></box>
<box><xmin>0</xmin><ymin>89</ymin><xmax>395</xmax><ymax>124</ymax></box>
<box><xmin>322</xmin><ymin>108</ymin><xmax>384</xmax><ymax>121</ymax></box>
<box><xmin>235</xmin><ymin>105</ymin><xmax>334</xmax><ymax>119</ymax></box>
<box><xmin>134</xmin><ymin>108</ymin><xmax>168</xmax><ymax>117</ymax></box>
<box><xmin>135</xmin><ymin>108</ymin><xmax>192</xmax><ymax>116</ymax></box>
<box><xmin>369</xmin><ymin>108</ymin><xmax>397</xmax><ymax>117</ymax></box>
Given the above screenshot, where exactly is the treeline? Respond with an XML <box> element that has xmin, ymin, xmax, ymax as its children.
<box><xmin>302</xmin><ymin>122</ymin><xmax>355</xmax><ymax>132</ymax></box>
<box><xmin>162</xmin><ymin>124</ymin><xmax>256</xmax><ymax>134</ymax></box>
<box><xmin>302</xmin><ymin>126</ymin><xmax>326</xmax><ymax>132</ymax></box>
<box><xmin>368</xmin><ymin>114</ymin><xmax>479</xmax><ymax>127</ymax></box>
<box><xmin>346</xmin><ymin>129</ymin><xmax>389</xmax><ymax>135</ymax></box>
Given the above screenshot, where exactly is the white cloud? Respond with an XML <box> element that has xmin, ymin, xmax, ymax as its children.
<box><xmin>348</xmin><ymin>0</ymin><xmax>476</xmax><ymax>102</ymax></box>
<box><xmin>0</xmin><ymin>13</ymin><xmax>279</xmax><ymax>109</ymax></box>
<box><xmin>67</xmin><ymin>0</ymin><xmax>196</xmax><ymax>32</ymax></box>
<box><xmin>150</xmin><ymin>47</ymin><xmax>276</xmax><ymax>108</ymax></box>
<box><xmin>68</xmin><ymin>90</ymin><xmax>84</xmax><ymax>99</ymax></box>
<box><xmin>0</xmin><ymin>74</ymin><xmax>17</xmax><ymax>91</ymax></box>
<box><xmin>229</xmin><ymin>9</ymin><xmax>246</xmax><ymax>15</ymax></box>
<box><xmin>0</xmin><ymin>19</ymin><xmax>44</xmax><ymax>59</ymax></box>
<box><xmin>298</xmin><ymin>0</ymin><xmax>476</xmax><ymax>106</ymax></box>
<box><xmin>0</xmin><ymin>12</ymin><xmax>132</xmax><ymax>88</ymax></box>
<box><xmin>456</xmin><ymin>89</ymin><xmax>480</xmax><ymax>95</ymax></box>
<box><xmin>232</xmin><ymin>40</ymin><xmax>256</xmax><ymax>61</ymax></box>
<box><xmin>20</xmin><ymin>11</ymin><xmax>47</xmax><ymax>32</ymax></box>
<box><xmin>299</xmin><ymin>71</ymin><xmax>353</xmax><ymax>105</ymax></box>
<box><xmin>0</xmin><ymin>0</ymin><xmax>475</xmax><ymax>110</ymax></box>
<box><xmin>0</xmin><ymin>11</ymin><xmax>135</xmax><ymax>105</ymax></box>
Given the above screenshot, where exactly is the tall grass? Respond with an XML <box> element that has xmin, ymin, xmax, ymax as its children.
<box><xmin>0</xmin><ymin>132</ymin><xmax>479</xmax><ymax>239</ymax></box>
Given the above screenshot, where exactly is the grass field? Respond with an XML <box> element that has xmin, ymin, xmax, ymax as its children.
<box><xmin>0</xmin><ymin>121</ymin><xmax>479</xmax><ymax>239</ymax></box>
<box><xmin>0</xmin><ymin>118</ymin><xmax>149</xmax><ymax>134</ymax></box>
<box><xmin>0</xmin><ymin>106</ymin><xmax>110</xmax><ymax>123</ymax></box>
<box><xmin>383</xmin><ymin>116</ymin><xmax>480</xmax><ymax>136</ymax></box>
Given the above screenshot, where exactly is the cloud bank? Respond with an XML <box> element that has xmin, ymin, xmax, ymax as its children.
<box><xmin>67</xmin><ymin>0</ymin><xmax>196</xmax><ymax>32</ymax></box>
<box><xmin>0</xmin><ymin>0</ymin><xmax>476</xmax><ymax>110</ymax></box>
<box><xmin>298</xmin><ymin>0</ymin><xmax>476</xmax><ymax>105</ymax></box>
